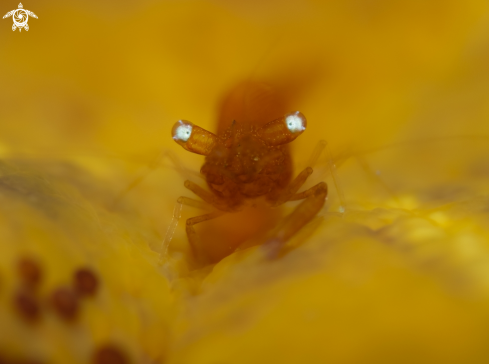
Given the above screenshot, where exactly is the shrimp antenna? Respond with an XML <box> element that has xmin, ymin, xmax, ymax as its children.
<box><xmin>108</xmin><ymin>150</ymin><xmax>200</xmax><ymax>210</ymax></box>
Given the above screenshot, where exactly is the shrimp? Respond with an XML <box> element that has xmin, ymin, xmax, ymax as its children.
<box><xmin>168</xmin><ymin>108</ymin><xmax>328</xmax><ymax>266</ymax></box>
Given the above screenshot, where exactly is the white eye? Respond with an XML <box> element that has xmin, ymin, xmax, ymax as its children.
<box><xmin>172</xmin><ymin>120</ymin><xmax>193</xmax><ymax>142</ymax></box>
<box><xmin>285</xmin><ymin>112</ymin><xmax>306</xmax><ymax>133</ymax></box>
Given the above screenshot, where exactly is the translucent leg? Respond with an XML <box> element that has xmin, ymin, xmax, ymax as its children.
<box><xmin>306</xmin><ymin>140</ymin><xmax>327</xmax><ymax>169</ymax></box>
<box><xmin>324</xmin><ymin>142</ymin><xmax>347</xmax><ymax>213</ymax></box>
<box><xmin>355</xmin><ymin>155</ymin><xmax>400</xmax><ymax>206</ymax></box>
<box><xmin>110</xmin><ymin>150</ymin><xmax>200</xmax><ymax>208</ymax></box>
<box><xmin>159</xmin><ymin>196</ymin><xmax>213</xmax><ymax>262</ymax></box>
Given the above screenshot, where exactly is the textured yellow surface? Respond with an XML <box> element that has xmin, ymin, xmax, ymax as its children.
<box><xmin>1</xmin><ymin>0</ymin><xmax>489</xmax><ymax>363</ymax></box>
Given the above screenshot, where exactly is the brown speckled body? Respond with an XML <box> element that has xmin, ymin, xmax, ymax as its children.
<box><xmin>201</xmin><ymin>124</ymin><xmax>293</xmax><ymax>210</ymax></box>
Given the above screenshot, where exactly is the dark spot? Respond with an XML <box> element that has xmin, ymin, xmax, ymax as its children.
<box><xmin>73</xmin><ymin>268</ymin><xmax>99</xmax><ymax>297</ymax></box>
<box><xmin>14</xmin><ymin>289</ymin><xmax>40</xmax><ymax>323</ymax></box>
<box><xmin>93</xmin><ymin>344</ymin><xmax>128</xmax><ymax>364</ymax></box>
<box><xmin>17</xmin><ymin>257</ymin><xmax>42</xmax><ymax>289</ymax></box>
<box><xmin>50</xmin><ymin>287</ymin><xmax>79</xmax><ymax>321</ymax></box>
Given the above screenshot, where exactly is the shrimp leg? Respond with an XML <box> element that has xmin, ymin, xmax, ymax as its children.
<box><xmin>186</xmin><ymin>211</ymin><xmax>225</xmax><ymax>265</ymax></box>
<box><xmin>159</xmin><ymin>196</ymin><xmax>214</xmax><ymax>259</ymax></box>
<box><xmin>271</xmin><ymin>140</ymin><xmax>327</xmax><ymax>206</ymax></box>
<box><xmin>264</xmin><ymin>182</ymin><xmax>328</xmax><ymax>258</ymax></box>
<box><xmin>183</xmin><ymin>180</ymin><xmax>230</xmax><ymax>211</ymax></box>
<box><xmin>110</xmin><ymin>150</ymin><xmax>200</xmax><ymax>209</ymax></box>
<box><xmin>271</xmin><ymin>167</ymin><xmax>314</xmax><ymax>206</ymax></box>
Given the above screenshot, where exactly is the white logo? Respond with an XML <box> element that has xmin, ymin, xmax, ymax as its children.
<box><xmin>3</xmin><ymin>3</ymin><xmax>37</xmax><ymax>32</ymax></box>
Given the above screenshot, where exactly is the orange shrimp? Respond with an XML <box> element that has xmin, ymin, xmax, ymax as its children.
<box><xmin>168</xmin><ymin>86</ymin><xmax>328</xmax><ymax>266</ymax></box>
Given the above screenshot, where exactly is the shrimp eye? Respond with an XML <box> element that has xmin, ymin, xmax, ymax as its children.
<box><xmin>256</xmin><ymin>111</ymin><xmax>307</xmax><ymax>146</ymax></box>
<box><xmin>172</xmin><ymin>120</ymin><xmax>193</xmax><ymax>142</ymax></box>
<box><xmin>285</xmin><ymin>112</ymin><xmax>306</xmax><ymax>133</ymax></box>
<box><xmin>171</xmin><ymin>120</ymin><xmax>217</xmax><ymax>156</ymax></box>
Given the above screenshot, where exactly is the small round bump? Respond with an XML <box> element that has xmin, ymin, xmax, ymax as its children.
<box><xmin>285</xmin><ymin>111</ymin><xmax>306</xmax><ymax>133</ymax></box>
<box><xmin>14</xmin><ymin>289</ymin><xmax>40</xmax><ymax>323</ymax></box>
<box><xmin>172</xmin><ymin>120</ymin><xmax>193</xmax><ymax>142</ymax></box>
<box><xmin>17</xmin><ymin>256</ymin><xmax>42</xmax><ymax>289</ymax></box>
<box><xmin>50</xmin><ymin>287</ymin><xmax>79</xmax><ymax>321</ymax></box>
<box><xmin>73</xmin><ymin>268</ymin><xmax>99</xmax><ymax>297</ymax></box>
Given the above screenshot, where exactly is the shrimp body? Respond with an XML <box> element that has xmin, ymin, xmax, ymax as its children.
<box><xmin>171</xmin><ymin>111</ymin><xmax>327</xmax><ymax>264</ymax></box>
<box><xmin>201</xmin><ymin>126</ymin><xmax>293</xmax><ymax>210</ymax></box>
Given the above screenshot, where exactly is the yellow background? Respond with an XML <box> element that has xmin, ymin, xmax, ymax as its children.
<box><xmin>1</xmin><ymin>0</ymin><xmax>489</xmax><ymax>363</ymax></box>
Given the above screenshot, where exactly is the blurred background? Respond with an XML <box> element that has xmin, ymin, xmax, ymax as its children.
<box><xmin>1</xmin><ymin>0</ymin><xmax>489</xmax><ymax>363</ymax></box>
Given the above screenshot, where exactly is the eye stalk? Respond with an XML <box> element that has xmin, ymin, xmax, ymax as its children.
<box><xmin>171</xmin><ymin>120</ymin><xmax>217</xmax><ymax>156</ymax></box>
<box><xmin>256</xmin><ymin>111</ymin><xmax>307</xmax><ymax>146</ymax></box>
